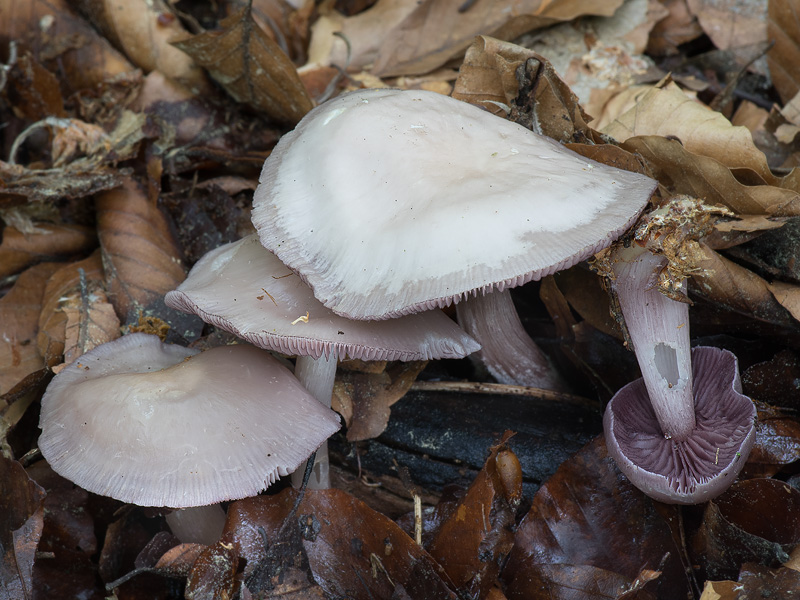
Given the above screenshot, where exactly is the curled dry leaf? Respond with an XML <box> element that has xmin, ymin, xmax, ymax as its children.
<box><xmin>692</xmin><ymin>478</ymin><xmax>800</xmax><ymax>581</ymax></box>
<box><xmin>768</xmin><ymin>0</ymin><xmax>800</xmax><ymax>104</ymax></box>
<box><xmin>427</xmin><ymin>435</ymin><xmax>521</xmax><ymax>599</ymax></box>
<box><xmin>185</xmin><ymin>542</ymin><xmax>238</xmax><ymax>600</ymax></box>
<box><xmin>96</xmin><ymin>176</ymin><xmax>186</xmax><ymax>324</ymax></box>
<box><xmin>748</xmin><ymin>402</ymin><xmax>800</xmax><ymax>470</ymax></box>
<box><xmin>0</xmin><ymin>262</ymin><xmax>61</xmax><ymax>395</ymax></box>
<box><xmin>0</xmin><ymin>223</ymin><xmax>96</xmax><ymax>279</ymax></box>
<box><xmin>453</xmin><ymin>36</ymin><xmax>597</xmax><ymax>145</ymax></box>
<box><xmin>226</xmin><ymin>489</ymin><xmax>458</xmax><ymax>600</ymax></box>
<box><xmin>172</xmin><ymin>4</ymin><xmax>313</xmax><ymax>124</ymax></box>
<box><xmin>0</xmin><ymin>0</ymin><xmax>136</xmax><ymax>93</ymax></box>
<box><xmin>501</xmin><ymin>437</ymin><xmax>690</xmax><ymax>600</ymax></box>
<box><xmin>0</xmin><ymin>455</ymin><xmax>46</xmax><ymax>600</ymax></box>
<box><xmin>691</xmin><ymin>242</ymin><xmax>800</xmax><ymax>329</ymax></box>
<box><xmin>620</xmin><ymin>136</ymin><xmax>800</xmax><ymax>216</ymax></box>
<box><xmin>646</xmin><ymin>0</ymin><xmax>705</xmax><ymax>56</ymax></box>
<box><xmin>71</xmin><ymin>0</ymin><xmax>209</xmax><ymax>93</ymax></box>
<box><xmin>332</xmin><ymin>361</ymin><xmax>427</xmax><ymax>441</ymax></box>
<box><xmin>686</xmin><ymin>0</ymin><xmax>767</xmax><ymax>52</ymax></box>
<box><xmin>36</xmin><ymin>252</ymin><xmax>109</xmax><ymax>368</ymax></box>
<box><xmin>5</xmin><ymin>52</ymin><xmax>66</xmax><ymax>120</ymax></box>
<box><xmin>603</xmin><ymin>80</ymin><xmax>777</xmax><ymax>182</ymax></box>
<box><xmin>313</xmin><ymin>0</ymin><xmax>623</xmax><ymax>78</ymax></box>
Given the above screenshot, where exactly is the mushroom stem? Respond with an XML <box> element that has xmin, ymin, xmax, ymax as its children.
<box><xmin>456</xmin><ymin>289</ymin><xmax>569</xmax><ymax>392</ymax></box>
<box><xmin>164</xmin><ymin>504</ymin><xmax>227</xmax><ymax>545</ymax></box>
<box><xmin>612</xmin><ymin>248</ymin><xmax>695</xmax><ymax>441</ymax></box>
<box><xmin>290</xmin><ymin>353</ymin><xmax>338</xmax><ymax>489</ymax></box>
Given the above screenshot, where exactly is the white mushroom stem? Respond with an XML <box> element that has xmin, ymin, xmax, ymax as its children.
<box><xmin>612</xmin><ymin>248</ymin><xmax>695</xmax><ymax>441</ymax></box>
<box><xmin>164</xmin><ymin>504</ymin><xmax>227</xmax><ymax>545</ymax></box>
<box><xmin>290</xmin><ymin>352</ymin><xmax>338</xmax><ymax>489</ymax></box>
<box><xmin>456</xmin><ymin>289</ymin><xmax>569</xmax><ymax>392</ymax></box>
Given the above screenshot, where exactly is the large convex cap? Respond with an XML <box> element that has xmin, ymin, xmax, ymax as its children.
<box><xmin>38</xmin><ymin>334</ymin><xmax>341</xmax><ymax>508</ymax></box>
<box><xmin>252</xmin><ymin>88</ymin><xmax>657</xmax><ymax>320</ymax></box>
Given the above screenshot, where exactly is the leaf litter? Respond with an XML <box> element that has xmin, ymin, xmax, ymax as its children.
<box><xmin>3</xmin><ymin>0</ymin><xmax>800</xmax><ymax>598</ymax></box>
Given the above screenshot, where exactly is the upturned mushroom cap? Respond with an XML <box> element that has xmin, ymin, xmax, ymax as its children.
<box><xmin>603</xmin><ymin>346</ymin><xmax>756</xmax><ymax>504</ymax></box>
<box><xmin>252</xmin><ymin>88</ymin><xmax>657</xmax><ymax>320</ymax></box>
<box><xmin>164</xmin><ymin>234</ymin><xmax>480</xmax><ymax>361</ymax></box>
<box><xmin>38</xmin><ymin>333</ymin><xmax>341</xmax><ymax>508</ymax></box>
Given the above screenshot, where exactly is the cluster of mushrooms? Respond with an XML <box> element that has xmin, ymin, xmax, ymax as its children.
<box><xmin>37</xmin><ymin>88</ymin><xmax>757</xmax><ymax>545</ymax></box>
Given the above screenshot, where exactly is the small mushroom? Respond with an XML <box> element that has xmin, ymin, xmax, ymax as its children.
<box><xmin>604</xmin><ymin>346</ymin><xmax>756</xmax><ymax>504</ymax></box>
<box><xmin>38</xmin><ymin>333</ymin><xmax>340</xmax><ymax>541</ymax></box>
<box><xmin>165</xmin><ymin>235</ymin><xmax>479</xmax><ymax>487</ymax></box>
<box><xmin>251</xmin><ymin>88</ymin><xmax>656</xmax><ymax>390</ymax></box>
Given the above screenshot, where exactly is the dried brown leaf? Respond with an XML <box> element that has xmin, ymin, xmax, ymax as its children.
<box><xmin>172</xmin><ymin>5</ymin><xmax>313</xmax><ymax>124</ymax></box>
<box><xmin>691</xmin><ymin>242</ymin><xmax>799</xmax><ymax>328</ymax></box>
<box><xmin>0</xmin><ymin>224</ymin><xmax>96</xmax><ymax>279</ymax></box>
<box><xmin>0</xmin><ymin>456</ymin><xmax>46</xmax><ymax>600</ymax></box>
<box><xmin>56</xmin><ymin>287</ymin><xmax>120</xmax><ymax>372</ymax></box>
<box><xmin>603</xmin><ymin>80</ymin><xmax>777</xmax><ymax>182</ymax></box>
<box><xmin>332</xmin><ymin>360</ymin><xmax>427</xmax><ymax>441</ymax></box>
<box><xmin>646</xmin><ymin>0</ymin><xmax>704</xmax><ymax>56</ymax></box>
<box><xmin>0</xmin><ymin>262</ymin><xmax>61</xmax><ymax>395</ymax></box>
<box><xmin>369</xmin><ymin>0</ymin><xmax>624</xmax><ymax>77</ymax></box>
<box><xmin>96</xmin><ymin>176</ymin><xmax>185</xmax><ymax>324</ymax></box>
<box><xmin>453</xmin><ymin>37</ymin><xmax>597</xmax><ymax>145</ymax></box>
<box><xmin>5</xmin><ymin>52</ymin><xmax>65</xmax><ymax>120</ymax></box>
<box><xmin>427</xmin><ymin>436</ymin><xmax>521</xmax><ymax>599</ymax></box>
<box><xmin>0</xmin><ymin>0</ymin><xmax>136</xmax><ymax>93</ymax></box>
<box><xmin>502</xmin><ymin>437</ymin><xmax>689</xmax><ymax>599</ymax></box>
<box><xmin>686</xmin><ymin>0</ymin><xmax>767</xmax><ymax>51</ymax></box>
<box><xmin>185</xmin><ymin>542</ymin><xmax>238</xmax><ymax>600</ymax></box>
<box><xmin>620</xmin><ymin>136</ymin><xmax>800</xmax><ymax>216</ymax></box>
<box><xmin>0</xmin><ymin>159</ymin><xmax>122</xmax><ymax>205</ymax></box>
<box><xmin>71</xmin><ymin>0</ymin><xmax>209</xmax><ymax>93</ymax></box>
<box><xmin>36</xmin><ymin>252</ymin><xmax>108</xmax><ymax>367</ymax></box>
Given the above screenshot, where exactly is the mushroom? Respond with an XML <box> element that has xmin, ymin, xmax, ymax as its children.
<box><xmin>164</xmin><ymin>234</ymin><xmax>480</xmax><ymax>488</ymax></box>
<box><xmin>38</xmin><ymin>333</ymin><xmax>340</xmax><ymax>542</ymax></box>
<box><xmin>604</xmin><ymin>346</ymin><xmax>756</xmax><ymax>504</ymax></box>
<box><xmin>250</xmin><ymin>88</ymin><xmax>656</xmax><ymax>390</ymax></box>
<box><xmin>597</xmin><ymin>199</ymin><xmax>756</xmax><ymax>503</ymax></box>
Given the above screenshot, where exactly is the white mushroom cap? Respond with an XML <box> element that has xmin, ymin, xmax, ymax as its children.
<box><xmin>252</xmin><ymin>88</ymin><xmax>657</xmax><ymax>320</ymax></box>
<box><xmin>164</xmin><ymin>235</ymin><xmax>480</xmax><ymax>361</ymax></box>
<box><xmin>38</xmin><ymin>333</ymin><xmax>341</xmax><ymax>508</ymax></box>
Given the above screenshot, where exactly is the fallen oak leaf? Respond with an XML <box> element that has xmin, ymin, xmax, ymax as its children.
<box><xmin>71</xmin><ymin>0</ymin><xmax>209</xmax><ymax>93</ymax></box>
<box><xmin>96</xmin><ymin>176</ymin><xmax>186</xmax><ymax>325</ymax></box>
<box><xmin>172</xmin><ymin>1</ymin><xmax>313</xmax><ymax>124</ymax></box>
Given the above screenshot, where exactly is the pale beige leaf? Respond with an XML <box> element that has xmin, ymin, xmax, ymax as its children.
<box><xmin>172</xmin><ymin>5</ymin><xmax>313</xmax><ymax>124</ymax></box>
<box><xmin>766</xmin><ymin>0</ymin><xmax>800</xmax><ymax>103</ymax></box>
<box><xmin>767</xmin><ymin>280</ymin><xmax>800</xmax><ymax>322</ymax></box>
<box><xmin>308</xmin><ymin>0</ymin><xmax>623</xmax><ymax>77</ymax></box>
<box><xmin>603</xmin><ymin>80</ymin><xmax>776</xmax><ymax>182</ymax></box>
<box><xmin>686</xmin><ymin>0</ymin><xmax>767</xmax><ymax>51</ymax></box>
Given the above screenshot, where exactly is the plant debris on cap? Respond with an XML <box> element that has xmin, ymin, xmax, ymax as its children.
<box><xmin>165</xmin><ymin>234</ymin><xmax>480</xmax><ymax>361</ymax></box>
<box><xmin>38</xmin><ymin>333</ymin><xmax>341</xmax><ymax>508</ymax></box>
<box><xmin>603</xmin><ymin>346</ymin><xmax>757</xmax><ymax>504</ymax></box>
<box><xmin>251</xmin><ymin>88</ymin><xmax>657</xmax><ymax>321</ymax></box>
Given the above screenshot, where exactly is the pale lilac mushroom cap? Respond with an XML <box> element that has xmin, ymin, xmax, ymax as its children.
<box><xmin>164</xmin><ymin>234</ymin><xmax>480</xmax><ymax>362</ymax></box>
<box><xmin>604</xmin><ymin>346</ymin><xmax>757</xmax><ymax>504</ymax></box>
<box><xmin>38</xmin><ymin>333</ymin><xmax>341</xmax><ymax>508</ymax></box>
<box><xmin>251</xmin><ymin>88</ymin><xmax>658</xmax><ymax>321</ymax></box>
